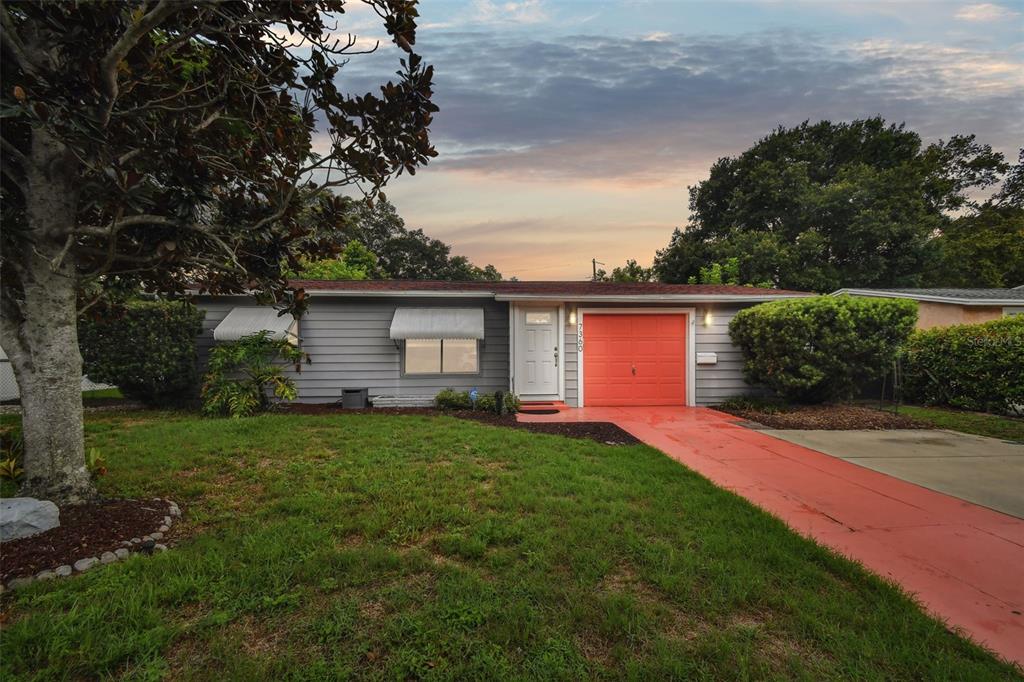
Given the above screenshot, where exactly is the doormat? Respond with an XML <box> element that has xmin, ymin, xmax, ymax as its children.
<box><xmin>519</xmin><ymin>408</ymin><xmax>560</xmax><ymax>415</ymax></box>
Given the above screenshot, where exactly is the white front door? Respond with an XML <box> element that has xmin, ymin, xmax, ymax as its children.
<box><xmin>514</xmin><ymin>306</ymin><xmax>560</xmax><ymax>399</ymax></box>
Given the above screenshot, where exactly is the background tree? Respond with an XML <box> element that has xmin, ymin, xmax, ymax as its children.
<box><xmin>294</xmin><ymin>240</ymin><xmax>382</xmax><ymax>281</ymax></box>
<box><xmin>346</xmin><ymin>197</ymin><xmax>501</xmax><ymax>280</ymax></box>
<box><xmin>685</xmin><ymin>257</ymin><xmax>772</xmax><ymax>287</ymax></box>
<box><xmin>594</xmin><ymin>259</ymin><xmax>654</xmax><ymax>282</ymax></box>
<box><xmin>0</xmin><ymin>1</ymin><xmax>437</xmax><ymax>502</ymax></box>
<box><xmin>654</xmin><ymin>118</ymin><xmax>1009</xmax><ymax>292</ymax></box>
<box><xmin>930</xmin><ymin>150</ymin><xmax>1024</xmax><ymax>287</ymax></box>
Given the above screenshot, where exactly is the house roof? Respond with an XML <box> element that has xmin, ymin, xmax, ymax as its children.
<box><xmin>832</xmin><ymin>287</ymin><xmax>1024</xmax><ymax>306</ymax></box>
<box><xmin>287</xmin><ymin>279</ymin><xmax>811</xmax><ymax>302</ymax></box>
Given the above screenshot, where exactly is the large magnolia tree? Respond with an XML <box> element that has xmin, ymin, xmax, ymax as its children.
<box><xmin>0</xmin><ymin>1</ymin><xmax>437</xmax><ymax>502</ymax></box>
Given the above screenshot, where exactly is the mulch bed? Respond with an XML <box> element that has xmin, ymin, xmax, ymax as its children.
<box><xmin>717</xmin><ymin>404</ymin><xmax>928</xmax><ymax>430</ymax></box>
<box><xmin>454</xmin><ymin>411</ymin><xmax>642</xmax><ymax>445</ymax></box>
<box><xmin>280</xmin><ymin>403</ymin><xmax>642</xmax><ymax>445</ymax></box>
<box><xmin>1</xmin><ymin>499</ymin><xmax>169</xmax><ymax>583</ymax></box>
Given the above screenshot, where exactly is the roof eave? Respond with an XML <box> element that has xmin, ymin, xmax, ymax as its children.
<box><xmin>493</xmin><ymin>293</ymin><xmax>814</xmax><ymax>303</ymax></box>
<box><xmin>307</xmin><ymin>289</ymin><xmax>495</xmax><ymax>298</ymax></box>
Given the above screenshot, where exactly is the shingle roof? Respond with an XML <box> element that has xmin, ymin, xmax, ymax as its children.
<box><xmin>874</xmin><ymin>288</ymin><xmax>1024</xmax><ymax>300</ymax></box>
<box><xmin>288</xmin><ymin>279</ymin><xmax>810</xmax><ymax>297</ymax></box>
<box><xmin>832</xmin><ymin>287</ymin><xmax>1024</xmax><ymax>304</ymax></box>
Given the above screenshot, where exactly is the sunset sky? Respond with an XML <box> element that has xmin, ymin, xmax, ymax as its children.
<box><xmin>336</xmin><ymin>0</ymin><xmax>1024</xmax><ymax>280</ymax></box>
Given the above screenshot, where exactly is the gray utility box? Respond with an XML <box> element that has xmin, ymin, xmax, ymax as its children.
<box><xmin>342</xmin><ymin>388</ymin><xmax>369</xmax><ymax>409</ymax></box>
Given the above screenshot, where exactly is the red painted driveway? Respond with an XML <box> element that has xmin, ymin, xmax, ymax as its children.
<box><xmin>518</xmin><ymin>406</ymin><xmax>1024</xmax><ymax>665</ymax></box>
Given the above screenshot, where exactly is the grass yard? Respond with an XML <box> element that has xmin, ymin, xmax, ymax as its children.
<box><xmin>0</xmin><ymin>411</ymin><xmax>1018</xmax><ymax>680</ymax></box>
<box><xmin>82</xmin><ymin>387</ymin><xmax>125</xmax><ymax>401</ymax></box>
<box><xmin>890</xmin><ymin>405</ymin><xmax>1024</xmax><ymax>442</ymax></box>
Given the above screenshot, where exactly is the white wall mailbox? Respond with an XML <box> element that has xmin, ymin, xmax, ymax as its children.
<box><xmin>696</xmin><ymin>352</ymin><xmax>718</xmax><ymax>365</ymax></box>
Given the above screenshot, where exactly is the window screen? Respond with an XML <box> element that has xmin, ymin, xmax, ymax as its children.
<box><xmin>405</xmin><ymin>339</ymin><xmax>441</xmax><ymax>374</ymax></box>
<box><xmin>404</xmin><ymin>339</ymin><xmax>479</xmax><ymax>374</ymax></box>
<box><xmin>442</xmin><ymin>339</ymin><xmax>478</xmax><ymax>373</ymax></box>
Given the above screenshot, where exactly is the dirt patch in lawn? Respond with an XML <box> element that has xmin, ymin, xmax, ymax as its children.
<box><xmin>717</xmin><ymin>404</ymin><xmax>928</xmax><ymax>430</ymax></box>
<box><xmin>0</xmin><ymin>499</ymin><xmax>173</xmax><ymax>582</ymax></box>
<box><xmin>280</xmin><ymin>404</ymin><xmax>642</xmax><ymax>446</ymax></box>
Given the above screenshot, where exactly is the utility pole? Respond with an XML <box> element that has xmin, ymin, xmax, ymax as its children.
<box><xmin>591</xmin><ymin>258</ymin><xmax>605</xmax><ymax>281</ymax></box>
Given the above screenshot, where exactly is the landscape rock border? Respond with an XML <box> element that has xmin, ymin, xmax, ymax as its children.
<box><xmin>1</xmin><ymin>498</ymin><xmax>181</xmax><ymax>592</ymax></box>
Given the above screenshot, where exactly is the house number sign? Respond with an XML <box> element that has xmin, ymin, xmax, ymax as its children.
<box><xmin>577</xmin><ymin>320</ymin><xmax>584</xmax><ymax>352</ymax></box>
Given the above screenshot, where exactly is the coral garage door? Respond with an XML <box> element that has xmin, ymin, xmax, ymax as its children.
<box><xmin>583</xmin><ymin>314</ymin><xmax>687</xmax><ymax>406</ymax></box>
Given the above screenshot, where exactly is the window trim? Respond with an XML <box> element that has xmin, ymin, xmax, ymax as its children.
<box><xmin>401</xmin><ymin>338</ymin><xmax>482</xmax><ymax>377</ymax></box>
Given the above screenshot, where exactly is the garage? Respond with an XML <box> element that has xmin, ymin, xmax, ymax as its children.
<box><xmin>581</xmin><ymin>312</ymin><xmax>689</xmax><ymax>406</ymax></box>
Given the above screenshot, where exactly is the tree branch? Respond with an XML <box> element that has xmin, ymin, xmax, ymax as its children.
<box><xmin>97</xmin><ymin>0</ymin><xmax>177</xmax><ymax>124</ymax></box>
<box><xmin>0</xmin><ymin>2</ymin><xmax>41</xmax><ymax>77</ymax></box>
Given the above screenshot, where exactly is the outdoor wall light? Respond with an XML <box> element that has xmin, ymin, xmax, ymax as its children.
<box><xmin>568</xmin><ymin>306</ymin><xmax>577</xmax><ymax>325</ymax></box>
<box><xmin>703</xmin><ymin>309</ymin><xmax>713</xmax><ymax>327</ymax></box>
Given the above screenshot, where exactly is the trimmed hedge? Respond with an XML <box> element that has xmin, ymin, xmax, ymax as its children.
<box><xmin>729</xmin><ymin>295</ymin><xmax>917</xmax><ymax>403</ymax></box>
<box><xmin>79</xmin><ymin>300</ymin><xmax>204</xmax><ymax>406</ymax></box>
<box><xmin>901</xmin><ymin>316</ymin><xmax>1024</xmax><ymax>414</ymax></box>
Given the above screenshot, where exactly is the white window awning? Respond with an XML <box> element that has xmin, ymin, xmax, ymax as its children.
<box><xmin>389</xmin><ymin>308</ymin><xmax>485</xmax><ymax>340</ymax></box>
<box><xmin>213</xmin><ymin>307</ymin><xmax>299</xmax><ymax>344</ymax></box>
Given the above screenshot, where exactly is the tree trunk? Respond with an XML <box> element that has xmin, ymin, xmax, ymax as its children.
<box><xmin>0</xmin><ymin>128</ymin><xmax>94</xmax><ymax>503</ymax></box>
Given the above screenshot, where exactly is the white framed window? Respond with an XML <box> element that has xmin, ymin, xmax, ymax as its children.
<box><xmin>525</xmin><ymin>311</ymin><xmax>553</xmax><ymax>325</ymax></box>
<box><xmin>404</xmin><ymin>339</ymin><xmax>479</xmax><ymax>375</ymax></box>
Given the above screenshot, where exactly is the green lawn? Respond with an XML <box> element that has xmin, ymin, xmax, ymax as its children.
<box><xmin>0</xmin><ymin>411</ymin><xmax>1018</xmax><ymax>680</ymax></box>
<box><xmin>82</xmin><ymin>387</ymin><xmax>124</xmax><ymax>400</ymax></box>
<box><xmin>890</xmin><ymin>405</ymin><xmax>1024</xmax><ymax>442</ymax></box>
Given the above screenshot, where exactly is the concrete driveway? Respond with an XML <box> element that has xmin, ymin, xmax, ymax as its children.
<box><xmin>518</xmin><ymin>406</ymin><xmax>1024</xmax><ymax>666</ymax></box>
<box><xmin>765</xmin><ymin>429</ymin><xmax>1024</xmax><ymax>519</ymax></box>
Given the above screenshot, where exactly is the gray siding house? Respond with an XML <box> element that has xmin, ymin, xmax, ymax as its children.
<box><xmin>193</xmin><ymin>280</ymin><xmax>810</xmax><ymax>407</ymax></box>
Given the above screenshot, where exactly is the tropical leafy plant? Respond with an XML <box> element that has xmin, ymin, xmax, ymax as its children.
<box><xmin>86</xmin><ymin>448</ymin><xmax>107</xmax><ymax>477</ymax></box>
<box><xmin>0</xmin><ymin>458</ymin><xmax>24</xmax><ymax>482</ymax></box>
<box><xmin>202</xmin><ymin>331</ymin><xmax>310</xmax><ymax>418</ymax></box>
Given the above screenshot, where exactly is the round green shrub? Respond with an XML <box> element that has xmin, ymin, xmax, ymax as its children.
<box><xmin>901</xmin><ymin>316</ymin><xmax>1024</xmax><ymax>414</ymax></box>
<box><xmin>79</xmin><ymin>300</ymin><xmax>205</xmax><ymax>406</ymax></box>
<box><xmin>728</xmin><ymin>295</ymin><xmax>917</xmax><ymax>403</ymax></box>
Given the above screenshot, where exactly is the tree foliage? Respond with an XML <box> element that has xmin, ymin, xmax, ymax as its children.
<box><xmin>934</xmin><ymin>204</ymin><xmax>1024</xmax><ymax>287</ymax></box>
<box><xmin>728</xmin><ymin>296</ymin><xmax>918</xmax><ymax>403</ymax></box>
<box><xmin>594</xmin><ymin>259</ymin><xmax>654</xmax><ymax>282</ymax></box>
<box><xmin>931</xmin><ymin>150</ymin><xmax>1024</xmax><ymax>287</ymax></box>
<box><xmin>345</xmin><ymin>198</ymin><xmax>502</xmax><ymax>280</ymax></box>
<box><xmin>654</xmin><ymin>118</ymin><xmax>1012</xmax><ymax>292</ymax></box>
<box><xmin>78</xmin><ymin>300</ymin><xmax>204</xmax><ymax>405</ymax></box>
<box><xmin>686</xmin><ymin>257</ymin><xmax>772</xmax><ymax>287</ymax></box>
<box><xmin>1</xmin><ymin>1</ymin><xmax>438</xmax><ymax>305</ymax></box>
<box><xmin>294</xmin><ymin>240</ymin><xmax>381</xmax><ymax>281</ymax></box>
<box><xmin>201</xmin><ymin>331</ymin><xmax>309</xmax><ymax>418</ymax></box>
<box><xmin>0</xmin><ymin>0</ymin><xmax>437</xmax><ymax>500</ymax></box>
<box><xmin>901</xmin><ymin>317</ymin><xmax>1024</xmax><ymax>415</ymax></box>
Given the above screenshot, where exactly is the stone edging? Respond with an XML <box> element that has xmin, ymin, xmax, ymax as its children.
<box><xmin>2</xmin><ymin>498</ymin><xmax>181</xmax><ymax>592</ymax></box>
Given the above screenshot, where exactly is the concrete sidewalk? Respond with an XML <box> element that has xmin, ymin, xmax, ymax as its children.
<box><xmin>767</xmin><ymin>429</ymin><xmax>1024</xmax><ymax>519</ymax></box>
<box><xmin>518</xmin><ymin>406</ymin><xmax>1024</xmax><ymax>666</ymax></box>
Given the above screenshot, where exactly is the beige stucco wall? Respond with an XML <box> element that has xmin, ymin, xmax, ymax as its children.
<box><xmin>916</xmin><ymin>302</ymin><xmax>1004</xmax><ymax>330</ymax></box>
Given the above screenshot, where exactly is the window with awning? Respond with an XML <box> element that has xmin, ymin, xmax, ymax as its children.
<box><xmin>390</xmin><ymin>308</ymin><xmax>484</xmax><ymax>375</ymax></box>
<box><xmin>213</xmin><ymin>307</ymin><xmax>299</xmax><ymax>344</ymax></box>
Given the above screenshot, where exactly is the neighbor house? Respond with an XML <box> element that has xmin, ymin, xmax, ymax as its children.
<box><xmin>193</xmin><ymin>280</ymin><xmax>811</xmax><ymax>408</ymax></box>
<box><xmin>832</xmin><ymin>287</ymin><xmax>1024</xmax><ymax>330</ymax></box>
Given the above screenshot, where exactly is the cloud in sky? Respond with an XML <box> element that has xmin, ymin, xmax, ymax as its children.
<box><xmin>330</xmin><ymin>6</ymin><xmax>1024</xmax><ymax>279</ymax></box>
<box><xmin>369</xmin><ymin>30</ymin><xmax>1022</xmax><ymax>184</ymax></box>
<box><xmin>954</xmin><ymin>2</ymin><xmax>1021</xmax><ymax>21</ymax></box>
<box><xmin>471</xmin><ymin>0</ymin><xmax>549</xmax><ymax>24</ymax></box>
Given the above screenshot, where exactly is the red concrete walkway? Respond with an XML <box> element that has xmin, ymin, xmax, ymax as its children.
<box><xmin>518</xmin><ymin>406</ymin><xmax>1024</xmax><ymax>665</ymax></box>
